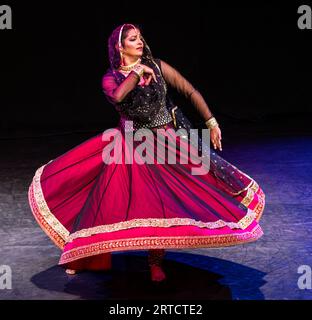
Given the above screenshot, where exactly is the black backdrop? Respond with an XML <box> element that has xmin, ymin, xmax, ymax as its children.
<box><xmin>0</xmin><ymin>1</ymin><xmax>311</xmax><ymax>135</ymax></box>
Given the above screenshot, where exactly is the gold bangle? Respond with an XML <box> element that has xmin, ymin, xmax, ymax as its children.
<box><xmin>171</xmin><ymin>106</ymin><xmax>178</xmax><ymax>128</ymax></box>
<box><xmin>132</xmin><ymin>64</ymin><xmax>144</xmax><ymax>79</ymax></box>
<box><xmin>205</xmin><ymin>117</ymin><xmax>219</xmax><ymax>129</ymax></box>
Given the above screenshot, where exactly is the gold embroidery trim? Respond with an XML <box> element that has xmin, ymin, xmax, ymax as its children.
<box><xmin>251</xmin><ymin>181</ymin><xmax>260</xmax><ymax>193</ymax></box>
<box><xmin>66</xmin><ymin>208</ymin><xmax>257</xmax><ymax>243</ymax></box>
<box><xmin>241</xmin><ymin>188</ymin><xmax>255</xmax><ymax>207</ymax></box>
<box><xmin>228</xmin><ymin>179</ymin><xmax>254</xmax><ymax>196</ymax></box>
<box><xmin>29</xmin><ymin>165</ymin><xmax>69</xmax><ymax>247</ymax></box>
<box><xmin>59</xmin><ymin>224</ymin><xmax>263</xmax><ymax>264</ymax></box>
<box><xmin>254</xmin><ymin>190</ymin><xmax>265</xmax><ymax>222</ymax></box>
<box><xmin>30</xmin><ymin>161</ymin><xmax>264</xmax><ymax>251</ymax></box>
<box><xmin>28</xmin><ymin>182</ymin><xmax>64</xmax><ymax>248</ymax></box>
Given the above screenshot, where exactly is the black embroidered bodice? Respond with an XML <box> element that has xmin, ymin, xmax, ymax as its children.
<box><xmin>102</xmin><ymin>58</ymin><xmax>213</xmax><ymax>131</ymax></box>
<box><xmin>103</xmin><ymin>59</ymin><xmax>172</xmax><ymax>131</ymax></box>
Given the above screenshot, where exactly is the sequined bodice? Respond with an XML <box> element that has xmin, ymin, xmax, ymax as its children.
<box><xmin>118</xmin><ymin>103</ymin><xmax>173</xmax><ymax>131</ymax></box>
<box><xmin>110</xmin><ymin>59</ymin><xmax>173</xmax><ymax>131</ymax></box>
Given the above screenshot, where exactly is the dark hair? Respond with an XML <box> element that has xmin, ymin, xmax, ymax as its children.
<box><xmin>108</xmin><ymin>23</ymin><xmax>153</xmax><ymax>70</ymax></box>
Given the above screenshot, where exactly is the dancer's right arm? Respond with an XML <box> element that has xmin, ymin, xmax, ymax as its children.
<box><xmin>102</xmin><ymin>71</ymin><xmax>140</xmax><ymax>104</ymax></box>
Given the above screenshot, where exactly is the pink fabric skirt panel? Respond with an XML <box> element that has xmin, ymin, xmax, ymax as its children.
<box><xmin>28</xmin><ymin>124</ymin><xmax>265</xmax><ymax>270</ymax></box>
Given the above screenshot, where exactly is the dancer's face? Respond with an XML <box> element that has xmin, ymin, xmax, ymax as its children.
<box><xmin>120</xmin><ymin>28</ymin><xmax>144</xmax><ymax>59</ymax></box>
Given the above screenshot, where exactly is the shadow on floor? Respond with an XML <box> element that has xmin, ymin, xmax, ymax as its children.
<box><xmin>31</xmin><ymin>252</ymin><xmax>266</xmax><ymax>300</ymax></box>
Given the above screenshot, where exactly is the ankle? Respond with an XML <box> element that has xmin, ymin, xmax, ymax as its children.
<box><xmin>150</xmin><ymin>264</ymin><xmax>166</xmax><ymax>282</ymax></box>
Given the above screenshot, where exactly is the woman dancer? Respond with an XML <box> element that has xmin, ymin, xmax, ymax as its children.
<box><xmin>28</xmin><ymin>23</ymin><xmax>265</xmax><ymax>282</ymax></box>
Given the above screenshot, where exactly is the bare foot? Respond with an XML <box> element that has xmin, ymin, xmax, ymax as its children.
<box><xmin>150</xmin><ymin>265</ymin><xmax>166</xmax><ymax>282</ymax></box>
<box><xmin>65</xmin><ymin>269</ymin><xmax>76</xmax><ymax>275</ymax></box>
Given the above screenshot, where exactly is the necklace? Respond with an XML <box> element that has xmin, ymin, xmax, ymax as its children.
<box><xmin>119</xmin><ymin>58</ymin><xmax>141</xmax><ymax>72</ymax></box>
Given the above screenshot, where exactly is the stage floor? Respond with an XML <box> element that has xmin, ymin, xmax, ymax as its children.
<box><xmin>0</xmin><ymin>130</ymin><xmax>312</xmax><ymax>300</ymax></box>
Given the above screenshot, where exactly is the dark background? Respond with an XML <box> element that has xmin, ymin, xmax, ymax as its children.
<box><xmin>0</xmin><ymin>1</ymin><xmax>311</xmax><ymax>137</ymax></box>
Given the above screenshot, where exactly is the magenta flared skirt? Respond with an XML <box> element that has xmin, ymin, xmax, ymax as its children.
<box><xmin>28</xmin><ymin>122</ymin><xmax>265</xmax><ymax>271</ymax></box>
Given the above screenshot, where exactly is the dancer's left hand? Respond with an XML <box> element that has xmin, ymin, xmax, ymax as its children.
<box><xmin>210</xmin><ymin>126</ymin><xmax>222</xmax><ymax>151</ymax></box>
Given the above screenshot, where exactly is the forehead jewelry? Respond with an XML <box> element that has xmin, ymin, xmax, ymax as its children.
<box><xmin>118</xmin><ymin>23</ymin><xmax>138</xmax><ymax>53</ymax></box>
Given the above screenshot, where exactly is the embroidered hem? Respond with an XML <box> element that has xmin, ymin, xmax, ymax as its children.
<box><xmin>28</xmin><ymin>163</ymin><xmax>265</xmax><ymax>250</ymax></box>
<box><xmin>59</xmin><ymin>224</ymin><xmax>263</xmax><ymax>265</ymax></box>
<box><xmin>28</xmin><ymin>165</ymin><xmax>68</xmax><ymax>249</ymax></box>
<box><xmin>66</xmin><ymin>209</ymin><xmax>257</xmax><ymax>243</ymax></box>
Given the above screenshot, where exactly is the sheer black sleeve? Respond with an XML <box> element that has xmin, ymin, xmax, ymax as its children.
<box><xmin>159</xmin><ymin>60</ymin><xmax>214</xmax><ymax>121</ymax></box>
<box><xmin>102</xmin><ymin>71</ymin><xmax>140</xmax><ymax>104</ymax></box>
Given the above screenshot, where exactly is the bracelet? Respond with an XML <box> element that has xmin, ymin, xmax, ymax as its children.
<box><xmin>205</xmin><ymin>117</ymin><xmax>219</xmax><ymax>129</ymax></box>
<box><xmin>132</xmin><ymin>64</ymin><xmax>144</xmax><ymax>79</ymax></box>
